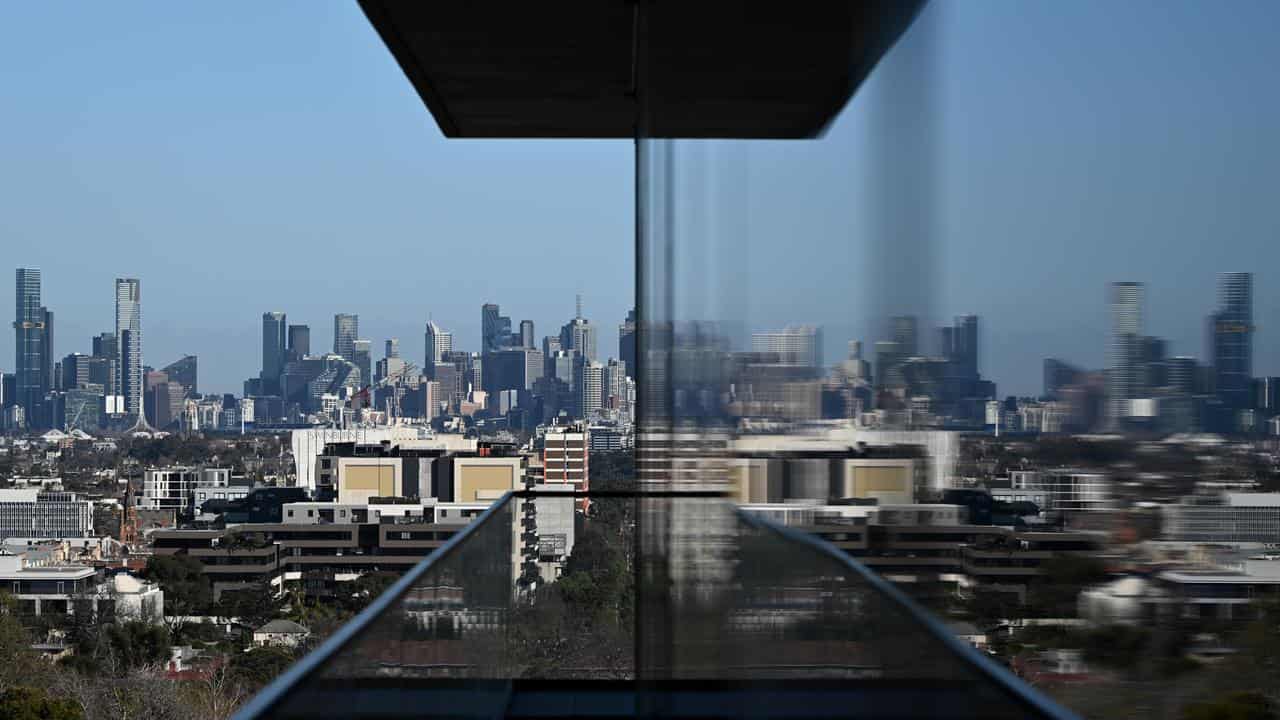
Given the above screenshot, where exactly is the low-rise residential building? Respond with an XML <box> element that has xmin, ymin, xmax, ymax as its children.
<box><xmin>0</xmin><ymin>548</ymin><xmax>162</xmax><ymax>619</ymax></box>
<box><xmin>253</xmin><ymin>619</ymin><xmax>310</xmax><ymax>648</ymax></box>
<box><xmin>1081</xmin><ymin>556</ymin><xmax>1280</xmax><ymax>624</ymax></box>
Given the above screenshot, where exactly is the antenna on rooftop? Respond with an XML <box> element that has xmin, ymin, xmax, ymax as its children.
<box><xmin>576</xmin><ymin>294</ymin><xmax>582</xmax><ymax>319</ymax></box>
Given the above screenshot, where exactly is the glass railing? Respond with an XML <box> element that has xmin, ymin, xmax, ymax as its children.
<box><xmin>235</xmin><ymin>490</ymin><xmax>1075</xmax><ymax>719</ymax></box>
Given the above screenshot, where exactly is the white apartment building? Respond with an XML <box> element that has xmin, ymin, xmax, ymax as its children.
<box><xmin>137</xmin><ymin>467</ymin><xmax>233</xmax><ymax>515</ymax></box>
<box><xmin>1009</xmin><ymin>469</ymin><xmax>1112</xmax><ymax>513</ymax></box>
<box><xmin>543</xmin><ymin>423</ymin><xmax>589</xmax><ymax>492</ymax></box>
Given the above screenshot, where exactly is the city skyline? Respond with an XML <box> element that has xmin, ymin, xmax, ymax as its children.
<box><xmin>2</xmin><ymin>265</ymin><xmax>1272</xmax><ymax>400</ymax></box>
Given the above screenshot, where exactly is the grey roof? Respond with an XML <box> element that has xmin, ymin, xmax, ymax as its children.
<box><xmin>256</xmin><ymin>619</ymin><xmax>310</xmax><ymax>634</ymax></box>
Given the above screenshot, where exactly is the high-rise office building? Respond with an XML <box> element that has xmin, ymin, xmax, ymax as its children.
<box><xmin>287</xmin><ymin>324</ymin><xmax>311</xmax><ymax>362</ymax></box>
<box><xmin>560</xmin><ymin>298</ymin><xmax>598</xmax><ymax>362</ymax></box>
<box><xmin>353</xmin><ymin>340</ymin><xmax>372</xmax><ymax>388</ymax></box>
<box><xmin>947</xmin><ymin>315</ymin><xmax>979</xmax><ymax>379</ymax></box>
<box><xmin>874</xmin><ymin>340</ymin><xmax>903</xmax><ymax>391</ymax></box>
<box><xmin>603</xmin><ymin>358</ymin><xmax>627</xmax><ymax>406</ymax></box>
<box><xmin>376</xmin><ymin>339</ymin><xmax>407</xmax><ymax>387</ymax></box>
<box><xmin>619</xmin><ymin>308</ymin><xmax>636</xmax><ymax>377</ymax></box>
<box><xmin>519</xmin><ymin>320</ymin><xmax>535</xmax><ymax>349</ymax></box>
<box><xmin>115</xmin><ymin>278</ymin><xmax>143</xmax><ymax>419</ymax></box>
<box><xmin>13</xmin><ymin>269</ymin><xmax>52</xmax><ymax>428</ymax></box>
<box><xmin>751</xmin><ymin>326</ymin><xmax>823</xmax><ymax>368</ymax></box>
<box><xmin>91</xmin><ymin>332</ymin><xmax>117</xmax><ymax>362</ymax></box>
<box><xmin>482</xmin><ymin>347</ymin><xmax>543</xmax><ymax>395</ymax></box>
<box><xmin>90</xmin><ymin>331</ymin><xmax>119</xmax><ymax>397</ymax></box>
<box><xmin>60</xmin><ymin>353</ymin><xmax>91</xmax><ymax>391</ymax></box>
<box><xmin>890</xmin><ymin>316</ymin><xmax>918</xmax><ymax>358</ymax></box>
<box><xmin>1167</xmin><ymin>356</ymin><xmax>1198</xmax><ymax>395</ymax></box>
<box><xmin>482</xmin><ymin>303</ymin><xmax>512</xmax><ymax>353</ymax></box>
<box><xmin>577</xmin><ymin>360</ymin><xmax>604</xmax><ymax>418</ymax></box>
<box><xmin>161</xmin><ymin>355</ymin><xmax>198</xmax><ymax>397</ymax></box>
<box><xmin>1107</xmin><ymin>281</ymin><xmax>1144</xmax><ymax>422</ymax></box>
<box><xmin>1043</xmin><ymin>358</ymin><xmax>1083</xmax><ymax>399</ymax></box>
<box><xmin>1212</xmin><ymin>272</ymin><xmax>1253</xmax><ymax>411</ymax></box>
<box><xmin>333</xmin><ymin>314</ymin><xmax>359</xmax><ymax>361</ymax></box>
<box><xmin>262</xmin><ymin>311</ymin><xmax>287</xmax><ymax>394</ymax></box>
<box><xmin>424</xmin><ymin>321</ymin><xmax>452</xmax><ymax>378</ymax></box>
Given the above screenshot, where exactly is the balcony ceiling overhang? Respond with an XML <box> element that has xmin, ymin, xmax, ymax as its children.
<box><xmin>358</xmin><ymin>1</ymin><xmax>925</xmax><ymax>139</ymax></box>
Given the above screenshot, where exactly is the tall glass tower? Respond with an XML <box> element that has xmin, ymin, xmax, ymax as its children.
<box><xmin>13</xmin><ymin>268</ymin><xmax>52</xmax><ymax>427</ymax></box>
<box><xmin>1213</xmin><ymin>272</ymin><xmax>1253</xmax><ymax>411</ymax></box>
<box><xmin>481</xmin><ymin>303</ymin><xmax>511</xmax><ymax>353</ymax></box>
<box><xmin>333</xmin><ymin>313</ymin><xmax>358</xmax><ymax>362</ymax></box>
<box><xmin>115</xmin><ymin>278</ymin><xmax>143</xmax><ymax>419</ymax></box>
<box><xmin>1107</xmin><ymin>281</ymin><xmax>1144</xmax><ymax>424</ymax></box>
<box><xmin>261</xmin><ymin>312</ymin><xmax>287</xmax><ymax>394</ymax></box>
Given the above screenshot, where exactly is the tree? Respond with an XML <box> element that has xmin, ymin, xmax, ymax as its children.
<box><xmin>230</xmin><ymin>646</ymin><xmax>295</xmax><ymax>690</ymax></box>
<box><xmin>0</xmin><ymin>687</ymin><xmax>83</xmax><ymax>720</ymax></box>
<box><xmin>63</xmin><ymin>621</ymin><xmax>170</xmax><ymax>677</ymax></box>
<box><xmin>1025</xmin><ymin>554</ymin><xmax>1108</xmax><ymax>617</ymax></box>
<box><xmin>143</xmin><ymin>555</ymin><xmax>213</xmax><ymax>631</ymax></box>
<box><xmin>216</xmin><ymin>583</ymin><xmax>279</xmax><ymax>630</ymax></box>
<box><xmin>0</xmin><ymin>594</ymin><xmax>37</xmax><ymax>693</ymax></box>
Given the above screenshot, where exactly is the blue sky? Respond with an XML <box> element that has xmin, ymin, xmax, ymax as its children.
<box><xmin>2</xmin><ymin>1</ymin><xmax>1278</xmax><ymax>396</ymax></box>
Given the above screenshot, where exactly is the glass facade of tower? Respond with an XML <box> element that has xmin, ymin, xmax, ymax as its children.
<box><xmin>1212</xmin><ymin>272</ymin><xmax>1253</xmax><ymax>413</ymax></box>
<box><xmin>13</xmin><ymin>268</ymin><xmax>50</xmax><ymax>428</ymax></box>
<box><xmin>115</xmin><ymin>278</ymin><xmax>143</xmax><ymax>419</ymax></box>
<box><xmin>1106</xmin><ymin>281</ymin><xmax>1144</xmax><ymax>423</ymax></box>
<box><xmin>332</xmin><ymin>313</ymin><xmax>358</xmax><ymax>361</ymax></box>
<box><xmin>262</xmin><ymin>311</ymin><xmax>287</xmax><ymax>394</ymax></box>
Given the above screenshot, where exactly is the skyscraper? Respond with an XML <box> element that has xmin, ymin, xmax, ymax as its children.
<box><xmin>385</xmin><ymin>338</ymin><xmax>400</xmax><ymax>359</ymax></box>
<box><xmin>519</xmin><ymin>320</ymin><xmax>535</xmax><ymax>349</ymax></box>
<box><xmin>90</xmin><ymin>332</ymin><xmax>119</xmax><ymax>396</ymax></box>
<box><xmin>560</xmin><ymin>298</ymin><xmax>598</xmax><ymax>362</ymax></box>
<box><xmin>578</xmin><ymin>360</ymin><xmax>604</xmax><ymax>418</ymax></box>
<box><xmin>353</xmin><ymin>339</ymin><xmax>372</xmax><ymax>388</ymax></box>
<box><xmin>334</xmin><ymin>314</ymin><xmax>358</xmax><ymax>361</ymax></box>
<box><xmin>751</xmin><ymin>326</ymin><xmax>823</xmax><ymax>368</ymax></box>
<box><xmin>115</xmin><ymin>278</ymin><xmax>143</xmax><ymax>419</ymax></box>
<box><xmin>482</xmin><ymin>303</ymin><xmax>512</xmax><ymax>353</ymax></box>
<box><xmin>262</xmin><ymin>312</ymin><xmax>287</xmax><ymax>394</ymax></box>
<box><xmin>1107</xmin><ymin>281</ymin><xmax>1144</xmax><ymax>422</ymax></box>
<box><xmin>1212</xmin><ymin>272</ymin><xmax>1253</xmax><ymax>412</ymax></box>
<box><xmin>619</xmin><ymin>308</ymin><xmax>637</xmax><ymax>377</ymax></box>
<box><xmin>287</xmin><ymin>324</ymin><xmax>311</xmax><ymax>362</ymax></box>
<box><xmin>13</xmin><ymin>269</ymin><xmax>52</xmax><ymax>427</ymax></box>
<box><xmin>161</xmin><ymin>355</ymin><xmax>198</xmax><ymax>397</ymax></box>
<box><xmin>424</xmin><ymin>321</ymin><xmax>452</xmax><ymax>378</ymax></box>
<box><xmin>60</xmin><ymin>353</ymin><xmax>91</xmax><ymax>391</ymax></box>
<box><xmin>890</xmin><ymin>316</ymin><xmax>918</xmax><ymax>358</ymax></box>
<box><xmin>951</xmin><ymin>314</ymin><xmax>979</xmax><ymax>379</ymax></box>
